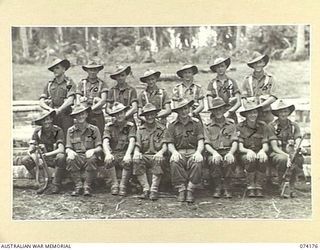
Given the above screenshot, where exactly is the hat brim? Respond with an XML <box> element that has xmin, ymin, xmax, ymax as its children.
<box><xmin>140</xmin><ymin>71</ymin><xmax>161</xmax><ymax>83</ymax></box>
<box><xmin>176</xmin><ymin>66</ymin><xmax>198</xmax><ymax>78</ymax></box>
<box><xmin>82</xmin><ymin>65</ymin><xmax>104</xmax><ymax>71</ymax></box>
<box><xmin>247</xmin><ymin>55</ymin><xmax>269</xmax><ymax>68</ymax></box>
<box><xmin>48</xmin><ymin>59</ymin><xmax>71</xmax><ymax>72</ymax></box>
<box><xmin>110</xmin><ymin>66</ymin><xmax>131</xmax><ymax>80</ymax></box>
<box><xmin>108</xmin><ymin>106</ymin><xmax>129</xmax><ymax>116</ymax></box>
<box><xmin>34</xmin><ymin>110</ymin><xmax>56</xmax><ymax>126</ymax></box>
<box><xmin>208</xmin><ymin>103</ymin><xmax>230</xmax><ymax>111</ymax></box>
<box><xmin>240</xmin><ymin>106</ymin><xmax>263</xmax><ymax>117</ymax></box>
<box><xmin>210</xmin><ymin>58</ymin><xmax>231</xmax><ymax>73</ymax></box>
<box><xmin>70</xmin><ymin>106</ymin><xmax>91</xmax><ymax>117</ymax></box>
<box><xmin>172</xmin><ymin>100</ymin><xmax>195</xmax><ymax>111</ymax></box>
<box><xmin>140</xmin><ymin>108</ymin><xmax>160</xmax><ymax>117</ymax></box>
<box><xmin>271</xmin><ymin>105</ymin><xmax>295</xmax><ymax>116</ymax></box>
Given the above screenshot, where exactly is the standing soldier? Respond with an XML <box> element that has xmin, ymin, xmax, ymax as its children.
<box><xmin>103</xmin><ymin>102</ymin><xmax>136</xmax><ymax>196</ymax></box>
<box><xmin>65</xmin><ymin>104</ymin><xmax>102</xmax><ymax>197</ymax></box>
<box><xmin>164</xmin><ymin>99</ymin><xmax>204</xmax><ymax>203</ymax></box>
<box><xmin>39</xmin><ymin>58</ymin><xmax>76</xmax><ymax>137</ymax></box>
<box><xmin>21</xmin><ymin>110</ymin><xmax>66</xmax><ymax>194</ymax></box>
<box><xmin>106</xmin><ymin>65</ymin><xmax>138</xmax><ymax>123</ymax></box>
<box><xmin>138</xmin><ymin>69</ymin><xmax>172</xmax><ymax>124</ymax></box>
<box><xmin>172</xmin><ymin>65</ymin><xmax>204</xmax><ymax>121</ymax></box>
<box><xmin>207</xmin><ymin>57</ymin><xmax>241</xmax><ymax>123</ymax></box>
<box><xmin>133</xmin><ymin>103</ymin><xmax>168</xmax><ymax>200</ymax></box>
<box><xmin>204</xmin><ymin>97</ymin><xmax>238</xmax><ymax>198</ymax></box>
<box><xmin>237</xmin><ymin>98</ymin><xmax>269</xmax><ymax>197</ymax></box>
<box><xmin>76</xmin><ymin>59</ymin><xmax>108</xmax><ymax>136</ymax></box>
<box><xmin>241</xmin><ymin>52</ymin><xmax>277</xmax><ymax>123</ymax></box>
<box><xmin>268</xmin><ymin>100</ymin><xmax>304</xmax><ymax>198</ymax></box>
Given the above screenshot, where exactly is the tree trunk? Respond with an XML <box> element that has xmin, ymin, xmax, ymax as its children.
<box><xmin>20</xmin><ymin>27</ymin><xmax>29</xmax><ymax>58</ymax></box>
<box><xmin>236</xmin><ymin>26</ymin><xmax>242</xmax><ymax>49</ymax></box>
<box><xmin>153</xmin><ymin>27</ymin><xmax>158</xmax><ymax>51</ymax></box>
<box><xmin>57</xmin><ymin>27</ymin><xmax>63</xmax><ymax>43</ymax></box>
<box><xmin>85</xmin><ymin>27</ymin><xmax>89</xmax><ymax>60</ymax></box>
<box><xmin>295</xmin><ymin>25</ymin><xmax>305</xmax><ymax>56</ymax></box>
<box><xmin>97</xmin><ymin>27</ymin><xmax>103</xmax><ymax>56</ymax></box>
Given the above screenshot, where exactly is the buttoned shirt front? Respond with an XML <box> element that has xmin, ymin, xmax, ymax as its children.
<box><xmin>172</xmin><ymin>81</ymin><xmax>204</xmax><ymax>108</ymax></box>
<box><xmin>164</xmin><ymin>116</ymin><xmax>204</xmax><ymax>150</ymax></box>
<box><xmin>136</xmin><ymin>121</ymin><xmax>166</xmax><ymax>154</ymax></box>
<box><xmin>66</xmin><ymin>123</ymin><xmax>102</xmax><ymax>153</ymax></box>
<box><xmin>138</xmin><ymin>85</ymin><xmax>171</xmax><ymax>109</ymax></box>
<box><xmin>106</xmin><ymin>83</ymin><xmax>138</xmax><ymax>106</ymax></box>
<box><xmin>32</xmin><ymin>125</ymin><xmax>64</xmax><ymax>152</ymax></box>
<box><xmin>103</xmin><ymin>121</ymin><xmax>136</xmax><ymax>152</ymax></box>
<box><xmin>207</xmin><ymin>76</ymin><xmax>240</xmax><ymax>104</ymax></box>
<box><xmin>242</xmin><ymin>71</ymin><xmax>276</xmax><ymax>98</ymax></box>
<box><xmin>204</xmin><ymin>118</ymin><xmax>238</xmax><ymax>149</ymax></box>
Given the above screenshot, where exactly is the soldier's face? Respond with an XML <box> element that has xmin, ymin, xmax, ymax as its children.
<box><xmin>212</xmin><ymin>106</ymin><xmax>225</xmax><ymax>119</ymax></box>
<box><xmin>115</xmin><ymin>72</ymin><xmax>128</xmax><ymax>84</ymax></box>
<box><xmin>52</xmin><ymin>64</ymin><xmax>66</xmax><ymax>77</ymax></box>
<box><xmin>86</xmin><ymin>68</ymin><xmax>99</xmax><ymax>78</ymax></box>
<box><xmin>145</xmin><ymin>112</ymin><xmax>157</xmax><ymax>124</ymax></box>
<box><xmin>252</xmin><ymin>60</ymin><xmax>265</xmax><ymax>72</ymax></box>
<box><xmin>145</xmin><ymin>75</ymin><xmax>157</xmax><ymax>87</ymax></box>
<box><xmin>115</xmin><ymin>110</ymin><xmax>126</xmax><ymax>122</ymax></box>
<box><xmin>278</xmin><ymin>108</ymin><xmax>290</xmax><ymax>120</ymax></box>
<box><xmin>181</xmin><ymin>69</ymin><xmax>194</xmax><ymax>81</ymax></box>
<box><xmin>42</xmin><ymin>116</ymin><xmax>53</xmax><ymax>129</ymax></box>
<box><xmin>75</xmin><ymin>111</ymin><xmax>88</xmax><ymax>123</ymax></box>
<box><xmin>246</xmin><ymin>109</ymin><xmax>259</xmax><ymax>122</ymax></box>
<box><xmin>216</xmin><ymin>63</ymin><xmax>227</xmax><ymax>75</ymax></box>
<box><xmin>177</xmin><ymin>105</ymin><xmax>190</xmax><ymax>118</ymax></box>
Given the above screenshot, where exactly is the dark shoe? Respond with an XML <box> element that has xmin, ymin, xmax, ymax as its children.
<box><xmin>111</xmin><ymin>186</ymin><xmax>119</xmax><ymax>196</ymax></box>
<box><xmin>71</xmin><ymin>188</ymin><xmax>83</xmax><ymax>197</ymax></box>
<box><xmin>177</xmin><ymin>191</ymin><xmax>186</xmax><ymax>202</ymax></box>
<box><xmin>290</xmin><ymin>191</ymin><xmax>296</xmax><ymax>198</ymax></box>
<box><xmin>213</xmin><ymin>189</ymin><xmax>221</xmax><ymax>198</ymax></box>
<box><xmin>119</xmin><ymin>187</ymin><xmax>127</xmax><ymax>196</ymax></box>
<box><xmin>248</xmin><ymin>189</ymin><xmax>256</xmax><ymax>198</ymax></box>
<box><xmin>138</xmin><ymin>190</ymin><xmax>150</xmax><ymax>199</ymax></box>
<box><xmin>49</xmin><ymin>185</ymin><xmax>60</xmax><ymax>195</ymax></box>
<box><xmin>83</xmin><ymin>188</ymin><xmax>92</xmax><ymax>197</ymax></box>
<box><xmin>223</xmin><ymin>189</ymin><xmax>232</xmax><ymax>198</ymax></box>
<box><xmin>186</xmin><ymin>191</ymin><xmax>195</xmax><ymax>203</ymax></box>
<box><xmin>255</xmin><ymin>189</ymin><xmax>264</xmax><ymax>198</ymax></box>
<box><xmin>149</xmin><ymin>191</ymin><xmax>159</xmax><ymax>201</ymax></box>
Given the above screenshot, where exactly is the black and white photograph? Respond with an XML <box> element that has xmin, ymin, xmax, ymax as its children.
<box><xmin>12</xmin><ymin>25</ymin><xmax>311</xmax><ymax>220</ymax></box>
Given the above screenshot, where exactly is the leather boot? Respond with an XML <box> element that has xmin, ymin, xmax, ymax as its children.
<box><xmin>223</xmin><ymin>177</ymin><xmax>232</xmax><ymax>198</ymax></box>
<box><xmin>212</xmin><ymin>177</ymin><xmax>222</xmax><ymax>198</ymax></box>
<box><xmin>177</xmin><ymin>190</ymin><xmax>186</xmax><ymax>202</ymax></box>
<box><xmin>246</xmin><ymin>171</ymin><xmax>255</xmax><ymax>194</ymax></box>
<box><xmin>83</xmin><ymin>187</ymin><xmax>92</xmax><ymax>197</ymax></box>
<box><xmin>149</xmin><ymin>191</ymin><xmax>159</xmax><ymax>201</ymax></box>
<box><xmin>255</xmin><ymin>189</ymin><xmax>264</xmax><ymax>198</ymax></box>
<box><xmin>70</xmin><ymin>171</ymin><xmax>83</xmax><ymax>196</ymax></box>
<box><xmin>248</xmin><ymin>189</ymin><xmax>256</xmax><ymax>198</ymax></box>
<box><xmin>256</xmin><ymin>171</ymin><xmax>265</xmax><ymax>198</ymax></box>
<box><xmin>119</xmin><ymin>169</ymin><xmax>131</xmax><ymax>196</ymax></box>
<box><xmin>186</xmin><ymin>191</ymin><xmax>195</xmax><ymax>203</ymax></box>
<box><xmin>108</xmin><ymin>167</ymin><xmax>119</xmax><ymax>195</ymax></box>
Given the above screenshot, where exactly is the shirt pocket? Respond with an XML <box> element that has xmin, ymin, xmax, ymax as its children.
<box><xmin>71</xmin><ymin>137</ymin><xmax>83</xmax><ymax>151</ymax></box>
<box><xmin>85</xmin><ymin>136</ymin><xmax>95</xmax><ymax>149</ymax></box>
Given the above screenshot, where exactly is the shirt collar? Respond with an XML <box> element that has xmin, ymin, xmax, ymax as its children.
<box><xmin>115</xmin><ymin>83</ymin><xmax>129</xmax><ymax>91</ymax></box>
<box><xmin>74</xmin><ymin>122</ymin><xmax>90</xmax><ymax>132</ymax></box>
<box><xmin>146</xmin><ymin>85</ymin><xmax>159</xmax><ymax>93</ymax></box>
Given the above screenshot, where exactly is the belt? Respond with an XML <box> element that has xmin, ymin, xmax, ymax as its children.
<box><xmin>178</xmin><ymin>149</ymin><xmax>196</xmax><ymax>154</ymax></box>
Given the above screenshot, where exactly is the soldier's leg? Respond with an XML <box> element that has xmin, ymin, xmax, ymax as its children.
<box><xmin>105</xmin><ymin>158</ymin><xmax>120</xmax><ymax>195</ymax></box>
<box><xmin>170</xmin><ymin>154</ymin><xmax>188</xmax><ymax>202</ymax></box>
<box><xmin>83</xmin><ymin>155</ymin><xmax>99</xmax><ymax>196</ymax></box>
<box><xmin>186</xmin><ymin>156</ymin><xmax>203</xmax><ymax>203</ymax></box>
<box><xmin>66</xmin><ymin>155</ymin><xmax>85</xmax><ymax>196</ymax></box>
<box><xmin>222</xmin><ymin>160</ymin><xmax>235</xmax><ymax>198</ymax></box>
<box><xmin>119</xmin><ymin>158</ymin><xmax>132</xmax><ymax>196</ymax></box>
<box><xmin>149</xmin><ymin>157</ymin><xmax>166</xmax><ymax>201</ymax></box>
<box><xmin>240</xmin><ymin>154</ymin><xmax>256</xmax><ymax>197</ymax></box>
<box><xmin>255</xmin><ymin>161</ymin><xmax>267</xmax><ymax>197</ymax></box>
<box><xmin>289</xmin><ymin>154</ymin><xmax>304</xmax><ymax>197</ymax></box>
<box><xmin>21</xmin><ymin>155</ymin><xmax>36</xmax><ymax>178</ymax></box>
<box><xmin>132</xmin><ymin>155</ymin><xmax>150</xmax><ymax>199</ymax></box>
<box><xmin>271</xmin><ymin>152</ymin><xmax>290</xmax><ymax>197</ymax></box>
<box><xmin>51</xmin><ymin>153</ymin><xmax>66</xmax><ymax>193</ymax></box>
<box><xmin>207</xmin><ymin>156</ymin><xmax>223</xmax><ymax>198</ymax></box>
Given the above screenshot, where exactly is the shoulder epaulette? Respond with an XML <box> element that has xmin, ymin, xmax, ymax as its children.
<box><xmin>126</xmin><ymin>121</ymin><xmax>134</xmax><ymax>127</ymax></box>
<box><xmin>191</xmin><ymin>117</ymin><xmax>200</xmax><ymax>123</ymax></box>
<box><xmin>226</xmin><ymin>118</ymin><xmax>235</xmax><ymax>124</ymax></box>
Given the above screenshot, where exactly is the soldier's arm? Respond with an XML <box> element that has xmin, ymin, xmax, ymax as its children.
<box><xmin>229</xmin><ymin>92</ymin><xmax>242</xmax><ymax>113</ymax></box>
<box><xmin>167</xmin><ymin>143</ymin><xmax>178</xmax><ymax>154</ymax></box>
<box><xmin>193</xmin><ymin>98</ymin><xmax>204</xmax><ymax>115</ymax></box>
<box><xmin>196</xmin><ymin>139</ymin><xmax>204</xmax><ymax>153</ymax></box>
<box><xmin>229</xmin><ymin>141</ymin><xmax>238</xmax><ymax>155</ymax></box>
<box><xmin>137</xmin><ymin>107</ymin><xmax>147</xmax><ymax>122</ymax></box>
<box><xmin>205</xmin><ymin>143</ymin><xmax>219</xmax><ymax>156</ymax></box>
<box><xmin>125</xmin><ymin>137</ymin><xmax>135</xmax><ymax>157</ymax></box>
<box><xmin>125</xmin><ymin>101</ymin><xmax>138</xmax><ymax>119</ymax></box>
<box><xmin>44</xmin><ymin>143</ymin><xmax>65</xmax><ymax>157</ymax></box>
<box><xmin>56</xmin><ymin>95</ymin><xmax>75</xmax><ymax>114</ymax></box>
<box><xmin>270</xmin><ymin>140</ymin><xmax>288</xmax><ymax>156</ymax></box>
<box><xmin>238</xmin><ymin>142</ymin><xmax>251</xmax><ymax>154</ymax></box>
<box><xmin>92</xmin><ymin>91</ymin><xmax>107</xmax><ymax>111</ymax></box>
<box><xmin>260</xmin><ymin>95</ymin><xmax>277</xmax><ymax>108</ymax></box>
<box><xmin>39</xmin><ymin>98</ymin><xmax>54</xmax><ymax>112</ymax></box>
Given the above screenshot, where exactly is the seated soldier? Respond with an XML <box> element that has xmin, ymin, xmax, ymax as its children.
<box><xmin>133</xmin><ymin>103</ymin><xmax>168</xmax><ymax>200</ymax></box>
<box><xmin>204</xmin><ymin>97</ymin><xmax>238</xmax><ymax>198</ymax></box>
<box><xmin>164</xmin><ymin>99</ymin><xmax>204</xmax><ymax>203</ymax></box>
<box><xmin>103</xmin><ymin>102</ymin><xmax>136</xmax><ymax>196</ymax></box>
<box><xmin>21</xmin><ymin>110</ymin><xmax>66</xmax><ymax>194</ymax></box>
<box><xmin>65</xmin><ymin>104</ymin><xmax>102</xmax><ymax>197</ymax></box>
<box><xmin>236</xmin><ymin>98</ymin><xmax>269</xmax><ymax>198</ymax></box>
<box><xmin>268</xmin><ymin>100</ymin><xmax>304</xmax><ymax>198</ymax></box>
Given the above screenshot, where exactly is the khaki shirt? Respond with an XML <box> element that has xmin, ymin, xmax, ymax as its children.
<box><xmin>106</xmin><ymin>83</ymin><xmax>138</xmax><ymax>106</ymax></box>
<box><xmin>40</xmin><ymin>76</ymin><xmax>76</xmax><ymax>109</ymax></box>
<box><xmin>32</xmin><ymin>125</ymin><xmax>64</xmax><ymax>152</ymax></box>
<box><xmin>103</xmin><ymin>121</ymin><xmax>136</xmax><ymax>152</ymax></box>
<box><xmin>206</xmin><ymin>76</ymin><xmax>240</xmax><ymax>104</ymax></box>
<box><xmin>172</xmin><ymin>81</ymin><xmax>204</xmax><ymax>108</ymax></box>
<box><xmin>242</xmin><ymin>71</ymin><xmax>276</xmax><ymax>98</ymax></box>
<box><xmin>136</xmin><ymin>121</ymin><xmax>166</xmax><ymax>154</ymax></box>
<box><xmin>164</xmin><ymin>116</ymin><xmax>204</xmax><ymax>150</ymax></box>
<box><xmin>268</xmin><ymin>118</ymin><xmax>301</xmax><ymax>151</ymax></box>
<box><xmin>204</xmin><ymin>118</ymin><xmax>238</xmax><ymax>149</ymax></box>
<box><xmin>236</xmin><ymin>120</ymin><xmax>269</xmax><ymax>152</ymax></box>
<box><xmin>138</xmin><ymin>85</ymin><xmax>171</xmax><ymax>109</ymax></box>
<box><xmin>66</xmin><ymin>123</ymin><xmax>102</xmax><ymax>153</ymax></box>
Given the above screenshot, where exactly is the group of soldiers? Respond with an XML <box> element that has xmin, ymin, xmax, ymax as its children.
<box><xmin>21</xmin><ymin>51</ymin><xmax>304</xmax><ymax>203</ymax></box>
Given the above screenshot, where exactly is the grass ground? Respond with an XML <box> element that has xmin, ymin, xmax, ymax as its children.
<box><xmin>13</xmin><ymin>60</ymin><xmax>310</xmax><ymax>101</ymax></box>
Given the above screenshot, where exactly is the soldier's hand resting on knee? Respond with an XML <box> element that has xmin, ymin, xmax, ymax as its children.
<box><xmin>246</xmin><ymin>149</ymin><xmax>256</xmax><ymax>162</ymax></box>
<box><xmin>133</xmin><ymin>151</ymin><xmax>142</xmax><ymax>162</ymax></box>
<box><xmin>211</xmin><ymin>152</ymin><xmax>223</xmax><ymax>164</ymax></box>
<box><xmin>224</xmin><ymin>153</ymin><xmax>235</xmax><ymax>164</ymax></box>
<box><xmin>123</xmin><ymin>154</ymin><xmax>132</xmax><ymax>164</ymax></box>
<box><xmin>192</xmin><ymin>151</ymin><xmax>203</xmax><ymax>163</ymax></box>
<box><xmin>85</xmin><ymin>149</ymin><xmax>96</xmax><ymax>158</ymax></box>
<box><xmin>66</xmin><ymin>149</ymin><xmax>77</xmax><ymax>160</ymax></box>
<box><xmin>170</xmin><ymin>150</ymin><xmax>182</xmax><ymax>162</ymax></box>
<box><xmin>153</xmin><ymin>151</ymin><xmax>164</xmax><ymax>162</ymax></box>
<box><xmin>104</xmin><ymin>153</ymin><xmax>114</xmax><ymax>164</ymax></box>
<box><xmin>257</xmin><ymin>149</ymin><xmax>267</xmax><ymax>163</ymax></box>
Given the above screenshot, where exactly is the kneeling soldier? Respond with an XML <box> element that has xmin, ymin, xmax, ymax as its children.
<box><xmin>103</xmin><ymin>102</ymin><xmax>136</xmax><ymax>196</ymax></box>
<box><xmin>133</xmin><ymin>103</ymin><xmax>168</xmax><ymax>200</ymax></box>
<box><xmin>204</xmin><ymin>97</ymin><xmax>238</xmax><ymax>198</ymax></box>
<box><xmin>268</xmin><ymin>100</ymin><xmax>304</xmax><ymax>198</ymax></box>
<box><xmin>237</xmin><ymin>98</ymin><xmax>269</xmax><ymax>197</ymax></box>
<box><xmin>65</xmin><ymin>104</ymin><xmax>102</xmax><ymax>196</ymax></box>
<box><xmin>164</xmin><ymin>99</ymin><xmax>204</xmax><ymax>203</ymax></box>
<box><xmin>21</xmin><ymin>110</ymin><xmax>66</xmax><ymax>194</ymax></box>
